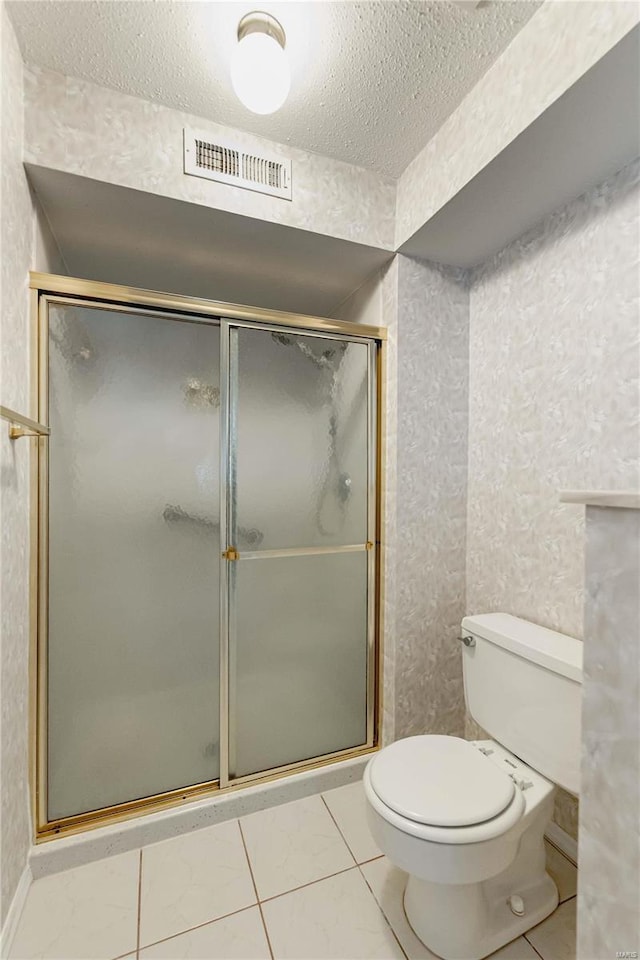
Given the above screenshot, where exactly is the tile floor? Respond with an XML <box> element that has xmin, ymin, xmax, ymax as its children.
<box><xmin>8</xmin><ymin>782</ymin><xmax>578</xmax><ymax>960</ymax></box>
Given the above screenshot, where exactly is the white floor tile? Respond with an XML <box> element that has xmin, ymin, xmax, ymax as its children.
<box><xmin>322</xmin><ymin>782</ymin><xmax>382</xmax><ymax>863</ymax></box>
<box><xmin>544</xmin><ymin>841</ymin><xmax>577</xmax><ymax>904</ymax></box>
<box><xmin>8</xmin><ymin>851</ymin><xmax>139</xmax><ymax>960</ymax></box>
<box><xmin>240</xmin><ymin>795</ymin><xmax>355</xmax><ymax>900</ymax></box>
<box><xmin>490</xmin><ymin>937</ymin><xmax>540</xmax><ymax>959</ymax></box>
<box><xmin>360</xmin><ymin>857</ymin><xmax>438</xmax><ymax>959</ymax></box>
<box><xmin>139</xmin><ymin>820</ymin><xmax>256</xmax><ymax>949</ymax></box>
<box><xmin>526</xmin><ymin>898</ymin><xmax>577</xmax><ymax>960</ymax></box>
<box><xmin>261</xmin><ymin>868</ymin><xmax>404</xmax><ymax>960</ymax></box>
<box><xmin>139</xmin><ymin>906</ymin><xmax>271</xmax><ymax>959</ymax></box>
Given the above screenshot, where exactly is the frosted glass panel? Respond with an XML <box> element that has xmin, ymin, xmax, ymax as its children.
<box><xmin>47</xmin><ymin>305</ymin><xmax>220</xmax><ymax>819</ymax></box>
<box><xmin>234</xmin><ymin>329</ymin><xmax>369</xmax><ymax>549</ymax></box>
<box><xmin>232</xmin><ymin>552</ymin><xmax>368</xmax><ymax>778</ymax></box>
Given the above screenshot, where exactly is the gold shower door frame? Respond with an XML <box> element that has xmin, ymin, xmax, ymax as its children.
<box><xmin>29</xmin><ymin>273</ymin><xmax>387</xmax><ymax>840</ymax></box>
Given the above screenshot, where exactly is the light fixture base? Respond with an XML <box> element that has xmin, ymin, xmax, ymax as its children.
<box><xmin>237</xmin><ymin>11</ymin><xmax>286</xmax><ymax>50</ymax></box>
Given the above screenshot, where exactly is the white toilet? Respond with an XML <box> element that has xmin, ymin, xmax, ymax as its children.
<box><xmin>364</xmin><ymin>612</ymin><xmax>582</xmax><ymax>960</ymax></box>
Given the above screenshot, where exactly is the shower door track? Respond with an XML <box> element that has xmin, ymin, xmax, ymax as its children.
<box><xmin>29</xmin><ymin>273</ymin><xmax>387</xmax><ymax>841</ymax></box>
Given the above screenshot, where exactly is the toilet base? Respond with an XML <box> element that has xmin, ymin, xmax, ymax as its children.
<box><xmin>403</xmin><ymin>828</ymin><xmax>559</xmax><ymax>960</ymax></box>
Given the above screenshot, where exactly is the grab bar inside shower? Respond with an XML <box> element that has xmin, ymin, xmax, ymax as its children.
<box><xmin>163</xmin><ymin>504</ymin><xmax>264</xmax><ymax>547</ymax></box>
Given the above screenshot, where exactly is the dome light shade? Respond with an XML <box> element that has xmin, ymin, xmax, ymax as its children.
<box><xmin>231</xmin><ymin>12</ymin><xmax>290</xmax><ymax>115</ymax></box>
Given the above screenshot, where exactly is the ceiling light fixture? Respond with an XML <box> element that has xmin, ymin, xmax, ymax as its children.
<box><xmin>231</xmin><ymin>11</ymin><xmax>290</xmax><ymax>115</ymax></box>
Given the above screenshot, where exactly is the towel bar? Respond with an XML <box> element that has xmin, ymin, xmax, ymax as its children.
<box><xmin>0</xmin><ymin>405</ymin><xmax>50</xmax><ymax>440</ymax></box>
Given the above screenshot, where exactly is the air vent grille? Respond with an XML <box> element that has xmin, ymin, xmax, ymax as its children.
<box><xmin>184</xmin><ymin>129</ymin><xmax>292</xmax><ymax>201</ymax></box>
<box><xmin>196</xmin><ymin>140</ymin><xmax>239</xmax><ymax>177</ymax></box>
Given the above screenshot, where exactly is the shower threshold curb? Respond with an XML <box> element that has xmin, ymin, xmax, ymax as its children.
<box><xmin>28</xmin><ymin>755</ymin><xmax>370</xmax><ymax>879</ymax></box>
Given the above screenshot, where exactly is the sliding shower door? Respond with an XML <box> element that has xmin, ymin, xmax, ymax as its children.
<box><xmin>224</xmin><ymin>325</ymin><xmax>375</xmax><ymax>781</ymax></box>
<box><xmin>38</xmin><ymin>280</ymin><xmax>379</xmax><ymax>833</ymax></box>
<box><xmin>46</xmin><ymin>303</ymin><xmax>221</xmax><ymax>820</ymax></box>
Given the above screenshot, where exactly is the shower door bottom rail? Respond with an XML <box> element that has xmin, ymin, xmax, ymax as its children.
<box><xmin>37</xmin><ymin>742</ymin><xmax>379</xmax><ymax>840</ymax></box>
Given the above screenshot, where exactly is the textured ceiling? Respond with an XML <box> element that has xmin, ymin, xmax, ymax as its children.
<box><xmin>8</xmin><ymin>0</ymin><xmax>541</xmax><ymax>178</ymax></box>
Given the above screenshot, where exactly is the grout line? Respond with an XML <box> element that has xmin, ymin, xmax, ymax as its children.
<box><xmin>545</xmin><ymin>835</ymin><xmax>578</xmax><ymax>869</ymax></box>
<box><xmin>136</xmin><ymin>849</ymin><xmax>142</xmax><ymax>959</ymax></box>
<box><xmin>236</xmin><ymin>819</ymin><xmax>260</xmax><ymax>903</ymax></box>
<box><xmin>238</xmin><ymin>820</ymin><xmax>274</xmax><ymax>960</ymax></box>
<box><xmin>259</xmin><ymin>865</ymin><xmax>358</xmax><ymax>904</ymax></box>
<box><xmin>137</xmin><ymin>904</ymin><xmax>259</xmax><ymax>953</ymax></box>
<box><xmin>357</xmin><ymin>863</ymin><xmax>409</xmax><ymax>960</ymax></box>
<box><xmin>134</xmin><ymin>803</ymin><xmax>387</xmax><ymax>957</ymax></box>
<box><xmin>256</xmin><ymin>900</ymin><xmax>275</xmax><ymax>959</ymax></box>
<box><xmin>524</xmin><ymin>897</ymin><xmax>577</xmax><ymax>959</ymax></box>
<box><xmin>320</xmin><ymin>794</ymin><xmax>358</xmax><ymax>866</ymax></box>
<box><xmin>559</xmin><ymin>889</ymin><xmax>577</xmax><ymax>905</ymax></box>
<box><xmin>523</xmin><ymin>935</ymin><xmax>546</xmax><ymax>960</ymax></box>
<box><xmin>128</xmin><ymin>822</ymin><xmax>574</xmax><ymax>960</ymax></box>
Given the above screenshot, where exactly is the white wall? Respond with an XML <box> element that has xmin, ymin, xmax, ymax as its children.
<box><xmin>331</xmin><ymin>261</ymin><xmax>399</xmax><ymax>745</ymax></box>
<box><xmin>333</xmin><ymin>258</ymin><xmax>470</xmax><ymax>744</ymax></box>
<box><xmin>1</xmin><ymin>3</ymin><xmax>35</xmax><ymax>926</ymax></box>
<box><xmin>467</xmin><ymin>156</ymin><xmax>639</xmax><ymax>644</ymax></box>
<box><xmin>1</xmin><ymin>5</ymin><xmax>67</xmax><ymax>923</ymax></box>
<box><xmin>394</xmin><ymin>257</ymin><xmax>469</xmax><ymax>740</ymax></box>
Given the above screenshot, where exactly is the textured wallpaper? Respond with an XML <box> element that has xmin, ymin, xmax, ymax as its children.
<box><xmin>467</xmin><ymin>159</ymin><xmax>640</xmax><ymax>838</ymax></box>
<box><xmin>0</xmin><ymin>3</ymin><xmax>35</xmax><ymax>927</ymax></box>
<box><xmin>23</xmin><ymin>66</ymin><xmax>396</xmax><ymax>252</ymax></box>
<box><xmin>331</xmin><ymin>256</ymin><xmax>470</xmax><ymax>747</ymax></box>
<box><xmin>396</xmin><ymin>2</ymin><xmax>639</xmax><ymax>247</ymax></box>
<box><xmin>331</xmin><ymin>260</ymin><xmax>399</xmax><ymax>746</ymax></box>
<box><xmin>395</xmin><ymin>256</ymin><xmax>469</xmax><ymax>741</ymax></box>
<box><xmin>468</xmin><ymin>158</ymin><xmax>640</xmax><ymax>637</ymax></box>
<box><xmin>380</xmin><ymin>261</ymin><xmax>399</xmax><ymax>746</ymax></box>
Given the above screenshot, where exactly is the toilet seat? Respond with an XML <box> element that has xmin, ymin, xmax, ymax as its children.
<box><xmin>369</xmin><ymin>735</ymin><xmax>515</xmax><ymax>827</ymax></box>
<box><xmin>365</xmin><ymin>736</ymin><xmax>527</xmax><ymax>845</ymax></box>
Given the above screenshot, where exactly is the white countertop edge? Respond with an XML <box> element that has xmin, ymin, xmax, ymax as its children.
<box><xmin>560</xmin><ymin>490</ymin><xmax>640</xmax><ymax>509</ymax></box>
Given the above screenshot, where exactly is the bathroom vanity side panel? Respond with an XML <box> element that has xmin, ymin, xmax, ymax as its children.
<box><xmin>578</xmin><ymin>505</ymin><xmax>640</xmax><ymax>959</ymax></box>
<box><xmin>395</xmin><ymin>255</ymin><xmax>468</xmax><ymax>741</ymax></box>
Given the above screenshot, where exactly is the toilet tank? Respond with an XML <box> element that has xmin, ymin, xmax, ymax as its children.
<box><xmin>461</xmin><ymin>613</ymin><xmax>582</xmax><ymax>795</ymax></box>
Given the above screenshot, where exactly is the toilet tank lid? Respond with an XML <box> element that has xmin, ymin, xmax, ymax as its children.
<box><xmin>461</xmin><ymin>613</ymin><xmax>582</xmax><ymax>683</ymax></box>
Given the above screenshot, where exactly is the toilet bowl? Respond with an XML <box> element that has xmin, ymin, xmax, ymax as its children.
<box><xmin>364</xmin><ymin>613</ymin><xmax>582</xmax><ymax>960</ymax></box>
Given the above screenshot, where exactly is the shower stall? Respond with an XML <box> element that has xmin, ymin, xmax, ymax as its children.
<box><xmin>31</xmin><ymin>275</ymin><xmax>383</xmax><ymax>836</ymax></box>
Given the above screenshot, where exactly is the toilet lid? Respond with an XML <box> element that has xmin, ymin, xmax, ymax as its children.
<box><xmin>369</xmin><ymin>736</ymin><xmax>516</xmax><ymax>827</ymax></box>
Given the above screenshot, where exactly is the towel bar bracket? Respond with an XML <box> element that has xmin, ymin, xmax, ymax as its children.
<box><xmin>0</xmin><ymin>405</ymin><xmax>50</xmax><ymax>440</ymax></box>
